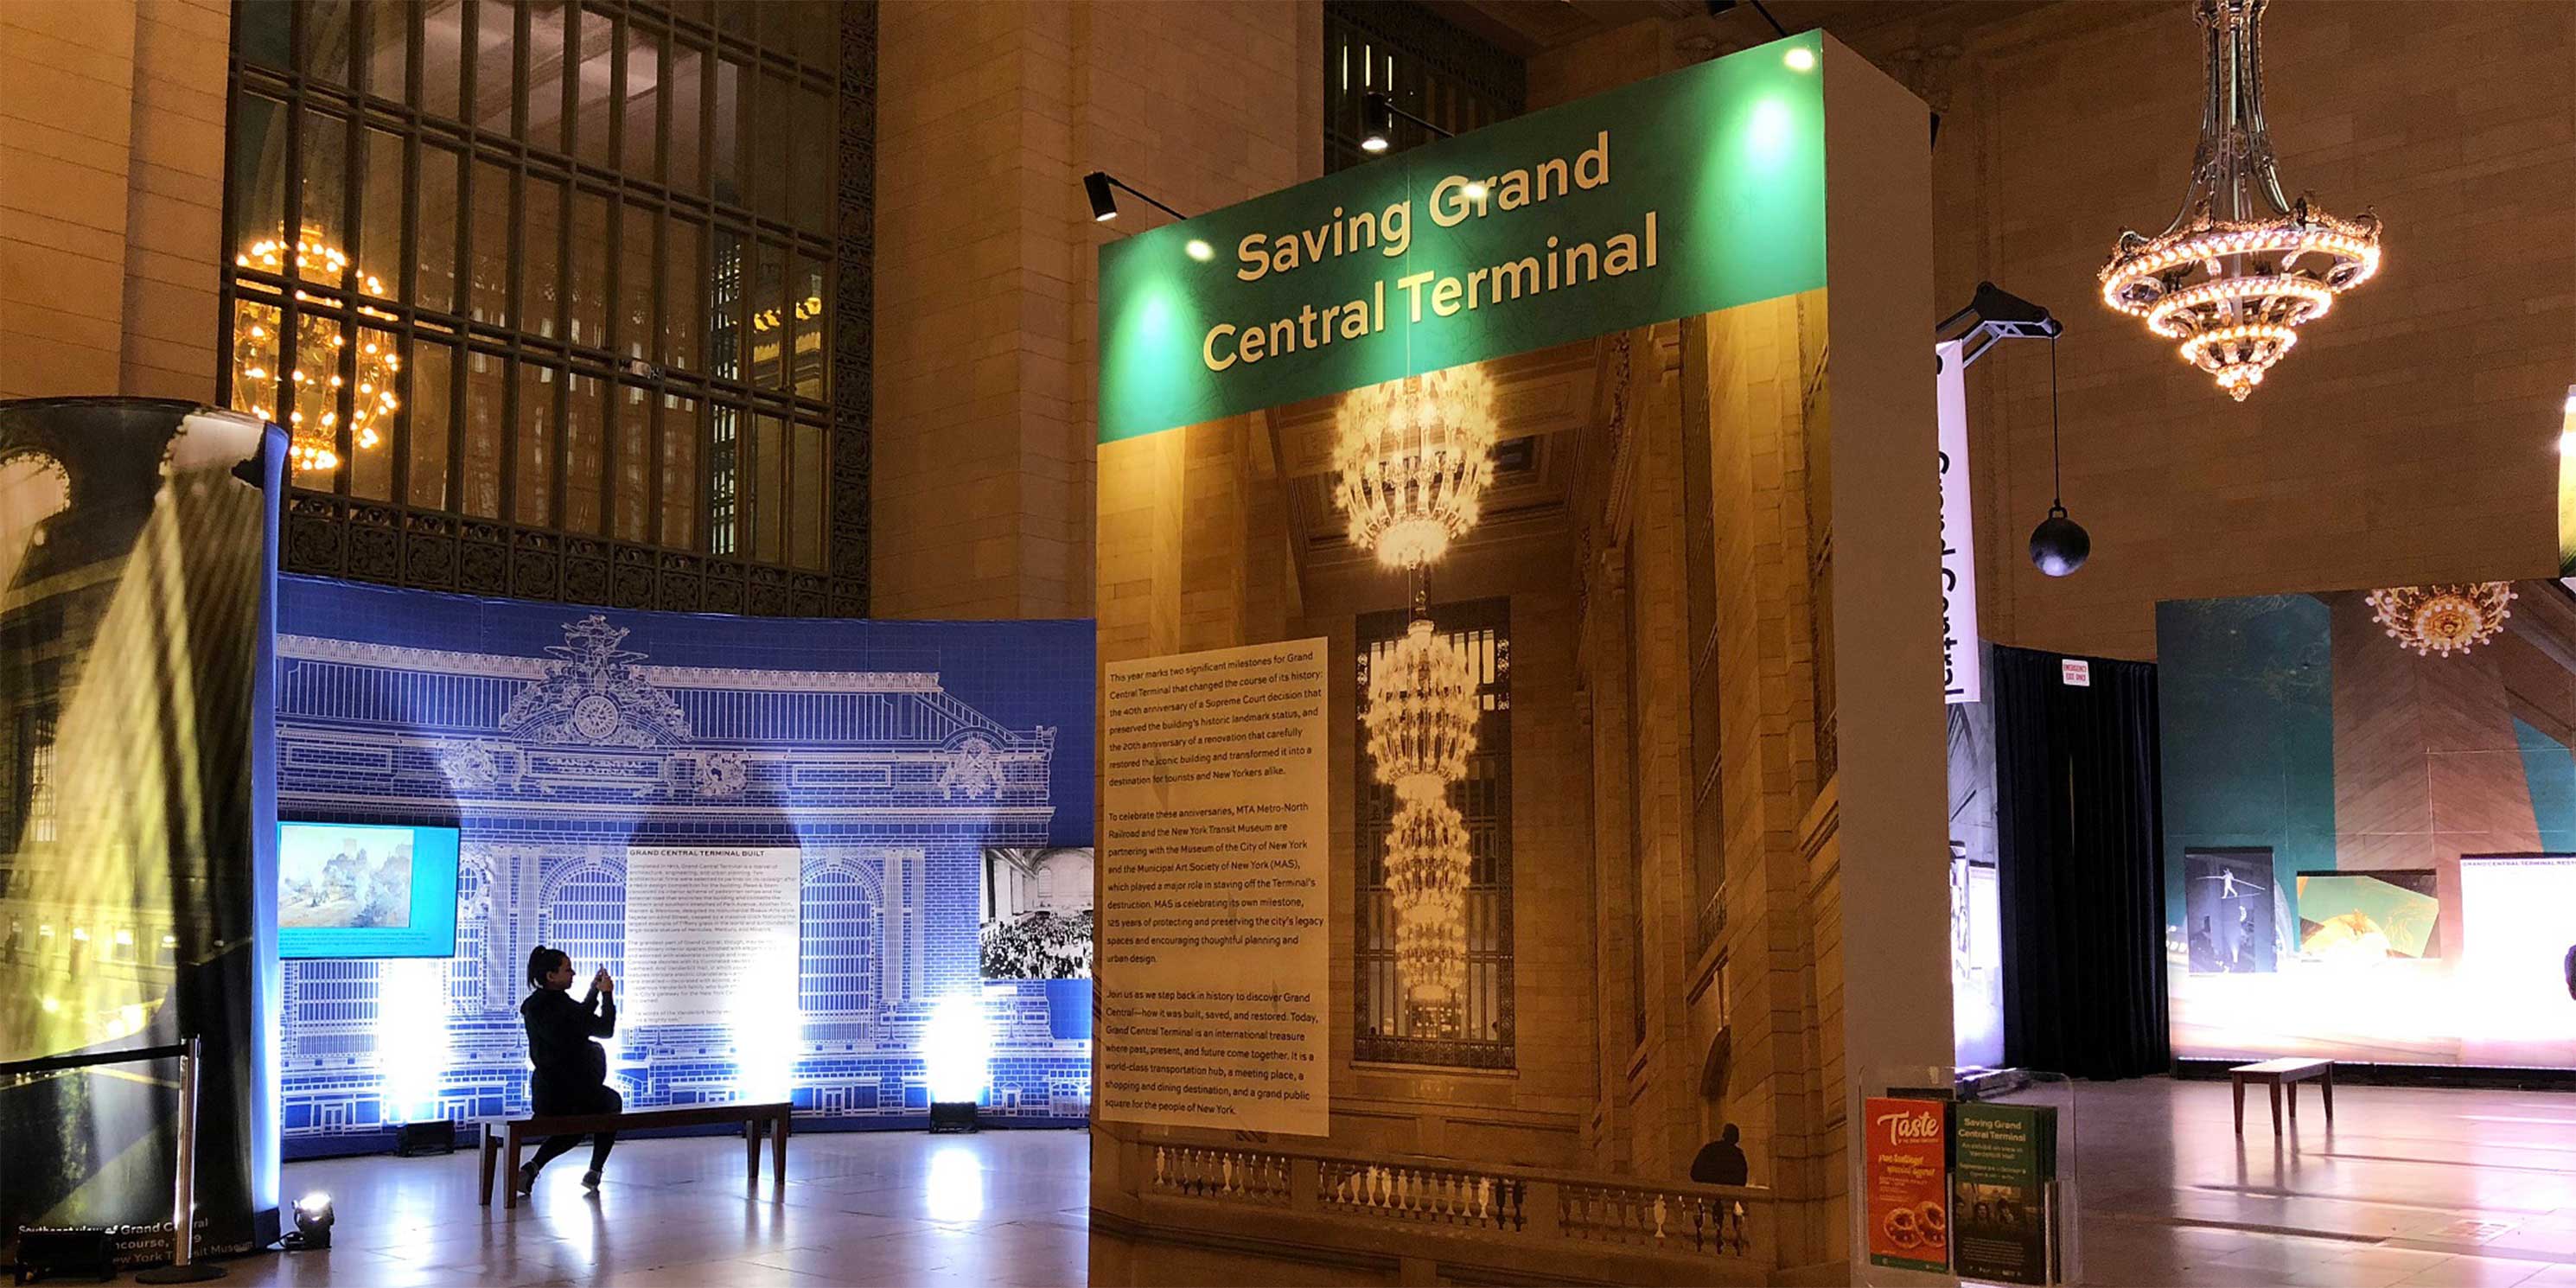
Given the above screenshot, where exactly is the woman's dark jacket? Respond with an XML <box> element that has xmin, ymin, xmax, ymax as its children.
<box><xmin>520</xmin><ymin>986</ymin><xmax>615</xmax><ymax>1106</ymax></box>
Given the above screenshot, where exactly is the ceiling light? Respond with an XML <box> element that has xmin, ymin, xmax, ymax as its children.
<box><xmin>2100</xmin><ymin>0</ymin><xmax>2382</xmax><ymax>400</ymax></box>
<box><xmin>1783</xmin><ymin>46</ymin><xmax>1816</xmax><ymax>72</ymax></box>
<box><xmin>2367</xmin><ymin>583</ymin><xmax>2516</xmax><ymax>658</ymax></box>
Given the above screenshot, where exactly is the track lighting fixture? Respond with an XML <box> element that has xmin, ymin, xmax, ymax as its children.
<box><xmin>1358</xmin><ymin>92</ymin><xmax>1451</xmax><ymax>156</ymax></box>
<box><xmin>1081</xmin><ymin>171</ymin><xmax>1188</xmax><ymax>225</ymax></box>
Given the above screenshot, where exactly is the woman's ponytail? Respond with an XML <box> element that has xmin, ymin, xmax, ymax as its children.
<box><xmin>526</xmin><ymin>945</ymin><xmax>564</xmax><ymax>991</ymax></box>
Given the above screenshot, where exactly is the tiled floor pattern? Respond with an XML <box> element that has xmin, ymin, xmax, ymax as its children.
<box><xmin>128</xmin><ymin>1076</ymin><xmax>2576</xmax><ymax>1285</ymax></box>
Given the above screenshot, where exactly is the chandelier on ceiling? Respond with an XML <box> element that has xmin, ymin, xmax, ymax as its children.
<box><xmin>2100</xmin><ymin>0</ymin><xmax>2382</xmax><ymax>401</ymax></box>
<box><xmin>1334</xmin><ymin>364</ymin><xmax>1499</xmax><ymax>569</ymax></box>
<box><xmin>2366</xmin><ymin>583</ymin><xmax>2515</xmax><ymax>658</ymax></box>
<box><xmin>232</xmin><ymin>228</ymin><xmax>398</xmax><ymax>473</ymax></box>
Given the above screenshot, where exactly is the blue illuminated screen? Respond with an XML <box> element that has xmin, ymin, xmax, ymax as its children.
<box><xmin>276</xmin><ymin>822</ymin><xmax>462</xmax><ymax>960</ymax></box>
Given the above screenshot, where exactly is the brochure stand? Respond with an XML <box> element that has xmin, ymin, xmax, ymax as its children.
<box><xmin>1852</xmin><ymin>1064</ymin><xmax>2080</xmax><ymax>1288</ymax></box>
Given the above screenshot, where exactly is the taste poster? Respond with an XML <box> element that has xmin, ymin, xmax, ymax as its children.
<box><xmin>1864</xmin><ymin>1096</ymin><xmax>1951</xmax><ymax>1272</ymax></box>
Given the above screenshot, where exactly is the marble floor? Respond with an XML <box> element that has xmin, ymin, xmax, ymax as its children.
<box><xmin>213</xmin><ymin>1128</ymin><xmax>1091</xmax><ymax>1288</ymax></box>
<box><xmin>2070</xmin><ymin>1077</ymin><xmax>2576</xmax><ymax>1288</ymax></box>
<box><xmin>140</xmin><ymin>1076</ymin><xmax>2576</xmax><ymax>1285</ymax></box>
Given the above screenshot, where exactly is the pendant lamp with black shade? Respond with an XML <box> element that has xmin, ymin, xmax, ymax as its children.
<box><xmin>2028</xmin><ymin>336</ymin><xmax>2089</xmax><ymax>577</ymax></box>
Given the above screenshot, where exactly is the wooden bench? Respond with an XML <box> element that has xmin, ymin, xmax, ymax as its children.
<box><xmin>477</xmin><ymin>1101</ymin><xmax>792</xmax><ymax>1208</ymax></box>
<box><xmin>2230</xmin><ymin>1058</ymin><xmax>2334</xmax><ymax>1136</ymax></box>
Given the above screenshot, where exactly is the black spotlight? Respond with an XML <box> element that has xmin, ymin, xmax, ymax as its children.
<box><xmin>2029</xmin><ymin>505</ymin><xmax>2090</xmax><ymax>577</ymax></box>
<box><xmin>1082</xmin><ymin>171</ymin><xmax>1118</xmax><ymax>222</ymax></box>
<box><xmin>2025</xmin><ymin>334</ymin><xmax>2088</xmax><ymax>577</ymax></box>
<box><xmin>1359</xmin><ymin>92</ymin><xmax>1394</xmax><ymax>154</ymax></box>
<box><xmin>282</xmin><ymin>1191</ymin><xmax>335</xmax><ymax>1252</ymax></box>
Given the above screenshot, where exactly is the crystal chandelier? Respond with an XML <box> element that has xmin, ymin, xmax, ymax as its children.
<box><xmin>1362</xmin><ymin>611</ymin><xmax>1481</xmax><ymax>804</ymax></box>
<box><xmin>1334</xmin><ymin>364</ymin><xmax>1499</xmax><ymax>569</ymax></box>
<box><xmin>1385</xmin><ymin>794</ymin><xmax>1471</xmax><ymax>910</ymax></box>
<box><xmin>232</xmin><ymin>228</ymin><xmax>399</xmax><ymax>472</ymax></box>
<box><xmin>1387</xmin><ymin>794</ymin><xmax>1471</xmax><ymax>998</ymax></box>
<box><xmin>1396</xmin><ymin>908</ymin><xmax>1468</xmax><ymax>997</ymax></box>
<box><xmin>2100</xmin><ymin>0</ymin><xmax>2382</xmax><ymax>401</ymax></box>
<box><xmin>2365</xmin><ymin>583</ymin><xmax>2515</xmax><ymax>658</ymax></box>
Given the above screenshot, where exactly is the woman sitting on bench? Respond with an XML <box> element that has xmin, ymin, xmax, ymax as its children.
<box><xmin>516</xmin><ymin>945</ymin><xmax>620</xmax><ymax>1195</ymax></box>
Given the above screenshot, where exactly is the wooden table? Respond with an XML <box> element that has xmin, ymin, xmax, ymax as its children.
<box><xmin>477</xmin><ymin>1100</ymin><xmax>793</xmax><ymax>1208</ymax></box>
<box><xmin>2229</xmin><ymin>1059</ymin><xmax>2333</xmax><ymax>1136</ymax></box>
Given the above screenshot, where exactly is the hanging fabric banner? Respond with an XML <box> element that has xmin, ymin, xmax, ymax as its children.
<box><xmin>1938</xmin><ymin>339</ymin><xmax>1981</xmax><ymax>703</ymax></box>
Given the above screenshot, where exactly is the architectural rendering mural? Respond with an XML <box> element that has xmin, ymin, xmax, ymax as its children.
<box><xmin>273</xmin><ymin>576</ymin><xmax>1093</xmax><ymax>1155</ymax></box>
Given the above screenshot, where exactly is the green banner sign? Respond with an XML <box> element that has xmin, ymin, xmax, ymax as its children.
<box><xmin>1097</xmin><ymin>33</ymin><xmax>1827</xmax><ymax>443</ymax></box>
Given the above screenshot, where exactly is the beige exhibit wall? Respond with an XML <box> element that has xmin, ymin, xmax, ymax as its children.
<box><xmin>1088</xmin><ymin>47</ymin><xmax>1945</xmax><ymax>1282</ymax></box>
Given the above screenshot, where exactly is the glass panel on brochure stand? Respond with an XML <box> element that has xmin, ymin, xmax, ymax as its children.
<box><xmin>1853</xmin><ymin>1063</ymin><xmax>2082</xmax><ymax>1288</ymax></box>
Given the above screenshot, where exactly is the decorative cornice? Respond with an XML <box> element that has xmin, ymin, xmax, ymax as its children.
<box><xmin>278</xmin><ymin>634</ymin><xmax>944</xmax><ymax>692</ymax></box>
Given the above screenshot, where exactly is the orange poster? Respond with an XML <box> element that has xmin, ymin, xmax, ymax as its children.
<box><xmin>1864</xmin><ymin>1096</ymin><xmax>1951</xmax><ymax>1272</ymax></box>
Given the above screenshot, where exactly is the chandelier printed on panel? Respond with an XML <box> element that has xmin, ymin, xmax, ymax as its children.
<box><xmin>2365</xmin><ymin>583</ymin><xmax>2516</xmax><ymax>659</ymax></box>
<box><xmin>2100</xmin><ymin>0</ymin><xmax>2382</xmax><ymax>401</ymax></box>
<box><xmin>1334</xmin><ymin>364</ymin><xmax>1499</xmax><ymax>570</ymax></box>
<box><xmin>1336</xmin><ymin>362</ymin><xmax>1499</xmax><ymax>1017</ymax></box>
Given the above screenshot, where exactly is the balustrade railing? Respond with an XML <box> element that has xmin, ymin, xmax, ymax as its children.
<box><xmin>1140</xmin><ymin>1141</ymin><xmax>1770</xmax><ymax>1275</ymax></box>
<box><xmin>1318</xmin><ymin>1159</ymin><xmax>1525</xmax><ymax>1231</ymax></box>
<box><xmin>1561</xmin><ymin>1179</ymin><xmax>1752</xmax><ymax>1256</ymax></box>
<box><xmin>1150</xmin><ymin>1144</ymin><xmax>1294</xmax><ymax>1206</ymax></box>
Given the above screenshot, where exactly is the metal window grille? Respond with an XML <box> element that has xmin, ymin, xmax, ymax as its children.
<box><xmin>1323</xmin><ymin>1</ymin><xmax>1524</xmax><ymax>173</ymax></box>
<box><xmin>221</xmin><ymin>0</ymin><xmax>871</xmax><ymax>615</ymax></box>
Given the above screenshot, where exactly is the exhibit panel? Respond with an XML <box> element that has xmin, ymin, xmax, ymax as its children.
<box><xmin>269</xmin><ymin>577</ymin><xmax>1096</xmax><ymax>1155</ymax></box>
<box><xmin>0</xmin><ymin>399</ymin><xmax>284</xmax><ymax>1252</ymax></box>
<box><xmin>1090</xmin><ymin>31</ymin><xmax>1945</xmax><ymax>1282</ymax></box>
<box><xmin>2158</xmin><ymin>581</ymin><xmax>2576</xmax><ymax>1069</ymax></box>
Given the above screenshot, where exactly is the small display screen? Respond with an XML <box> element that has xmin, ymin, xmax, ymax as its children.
<box><xmin>276</xmin><ymin>822</ymin><xmax>461</xmax><ymax>960</ymax></box>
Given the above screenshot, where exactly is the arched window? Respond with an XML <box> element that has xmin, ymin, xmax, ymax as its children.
<box><xmin>539</xmin><ymin>865</ymin><xmax>625</xmax><ymax>990</ymax></box>
<box><xmin>800</xmin><ymin>869</ymin><xmax>879</xmax><ymax>1027</ymax></box>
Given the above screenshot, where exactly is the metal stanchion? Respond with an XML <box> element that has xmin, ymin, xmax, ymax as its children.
<box><xmin>136</xmin><ymin>1035</ymin><xmax>226</xmax><ymax>1283</ymax></box>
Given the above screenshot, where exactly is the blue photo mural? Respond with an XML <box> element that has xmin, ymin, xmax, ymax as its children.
<box><xmin>272</xmin><ymin>577</ymin><xmax>1094</xmax><ymax>1156</ymax></box>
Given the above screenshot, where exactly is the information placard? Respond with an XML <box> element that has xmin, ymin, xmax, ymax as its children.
<box><xmin>1863</xmin><ymin>1096</ymin><xmax>1952</xmax><ymax>1273</ymax></box>
<box><xmin>1953</xmin><ymin>1101</ymin><xmax>2062</xmax><ymax>1285</ymax></box>
<box><xmin>622</xmin><ymin>846</ymin><xmax>801</xmax><ymax>1027</ymax></box>
<box><xmin>1099</xmin><ymin>639</ymin><xmax>1331</xmax><ymax>1135</ymax></box>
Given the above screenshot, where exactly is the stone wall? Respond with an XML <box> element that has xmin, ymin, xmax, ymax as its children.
<box><xmin>1</xmin><ymin>0</ymin><xmax>229</xmax><ymax>403</ymax></box>
<box><xmin>872</xmin><ymin>0</ymin><xmax>1320</xmax><ymax>620</ymax></box>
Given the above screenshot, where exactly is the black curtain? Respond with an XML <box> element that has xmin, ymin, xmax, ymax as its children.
<box><xmin>1994</xmin><ymin>644</ymin><xmax>2169</xmax><ymax>1079</ymax></box>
